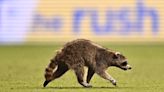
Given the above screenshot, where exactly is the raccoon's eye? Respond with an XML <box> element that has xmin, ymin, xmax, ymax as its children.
<box><xmin>113</xmin><ymin>54</ymin><xmax>118</xmax><ymax>59</ymax></box>
<box><xmin>121</xmin><ymin>61</ymin><xmax>127</xmax><ymax>66</ymax></box>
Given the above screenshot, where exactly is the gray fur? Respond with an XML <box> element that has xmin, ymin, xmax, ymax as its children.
<box><xmin>44</xmin><ymin>39</ymin><xmax>131</xmax><ymax>87</ymax></box>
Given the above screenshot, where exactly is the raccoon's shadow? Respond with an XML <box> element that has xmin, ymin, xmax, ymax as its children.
<box><xmin>16</xmin><ymin>86</ymin><xmax>137</xmax><ymax>90</ymax></box>
<box><xmin>43</xmin><ymin>86</ymin><xmax>134</xmax><ymax>89</ymax></box>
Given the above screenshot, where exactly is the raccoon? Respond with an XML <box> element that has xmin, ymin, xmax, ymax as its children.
<box><xmin>44</xmin><ymin>39</ymin><xmax>132</xmax><ymax>87</ymax></box>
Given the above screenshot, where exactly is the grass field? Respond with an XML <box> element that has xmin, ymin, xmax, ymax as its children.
<box><xmin>0</xmin><ymin>43</ymin><xmax>164</xmax><ymax>92</ymax></box>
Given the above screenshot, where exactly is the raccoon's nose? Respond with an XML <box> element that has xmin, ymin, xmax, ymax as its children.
<box><xmin>127</xmin><ymin>65</ymin><xmax>132</xmax><ymax>70</ymax></box>
<box><xmin>128</xmin><ymin>66</ymin><xmax>132</xmax><ymax>70</ymax></box>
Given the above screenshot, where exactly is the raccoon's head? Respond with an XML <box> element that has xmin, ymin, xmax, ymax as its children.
<box><xmin>112</xmin><ymin>52</ymin><xmax>132</xmax><ymax>70</ymax></box>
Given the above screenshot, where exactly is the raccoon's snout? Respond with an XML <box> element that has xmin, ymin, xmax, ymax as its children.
<box><xmin>126</xmin><ymin>65</ymin><xmax>132</xmax><ymax>70</ymax></box>
<box><xmin>120</xmin><ymin>60</ymin><xmax>132</xmax><ymax>70</ymax></box>
<box><xmin>125</xmin><ymin>65</ymin><xmax>132</xmax><ymax>70</ymax></box>
<box><xmin>120</xmin><ymin>64</ymin><xmax>132</xmax><ymax>70</ymax></box>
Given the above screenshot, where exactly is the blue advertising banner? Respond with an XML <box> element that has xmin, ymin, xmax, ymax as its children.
<box><xmin>0</xmin><ymin>0</ymin><xmax>164</xmax><ymax>43</ymax></box>
<box><xmin>28</xmin><ymin>0</ymin><xmax>164</xmax><ymax>42</ymax></box>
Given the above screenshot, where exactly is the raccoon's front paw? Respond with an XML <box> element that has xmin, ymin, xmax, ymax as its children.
<box><xmin>111</xmin><ymin>80</ymin><xmax>117</xmax><ymax>86</ymax></box>
<box><xmin>81</xmin><ymin>82</ymin><xmax>92</xmax><ymax>88</ymax></box>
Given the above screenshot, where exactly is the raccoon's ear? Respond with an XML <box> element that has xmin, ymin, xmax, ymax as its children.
<box><xmin>115</xmin><ymin>52</ymin><xmax>121</xmax><ymax>55</ymax></box>
<box><xmin>112</xmin><ymin>52</ymin><xmax>120</xmax><ymax>59</ymax></box>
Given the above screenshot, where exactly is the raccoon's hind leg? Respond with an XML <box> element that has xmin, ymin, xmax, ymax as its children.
<box><xmin>74</xmin><ymin>66</ymin><xmax>92</xmax><ymax>88</ymax></box>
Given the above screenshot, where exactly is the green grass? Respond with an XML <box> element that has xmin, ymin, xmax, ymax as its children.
<box><xmin>0</xmin><ymin>43</ymin><xmax>164</xmax><ymax>92</ymax></box>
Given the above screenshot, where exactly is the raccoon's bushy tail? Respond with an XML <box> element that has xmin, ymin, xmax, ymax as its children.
<box><xmin>45</xmin><ymin>59</ymin><xmax>57</xmax><ymax>78</ymax></box>
<box><xmin>44</xmin><ymin>59</ymin><xmax>57</xmax><ymax>87</ymax></box>
<box><xmin>44</xmin><ymin>50</ymin><xmax>61</xmax><ymax>87</ymax></box>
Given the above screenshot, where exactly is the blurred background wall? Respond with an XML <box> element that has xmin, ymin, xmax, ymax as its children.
<box><xmin>0</xmin><ymin>0</ymin><xmax>164</xmax><ymax>44</ymax></box>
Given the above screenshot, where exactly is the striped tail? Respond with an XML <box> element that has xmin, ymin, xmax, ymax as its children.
<box><xmin>44</xmin><ymin>59</ymin><xmax>57</xmax><ymax>87</ymax></box>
